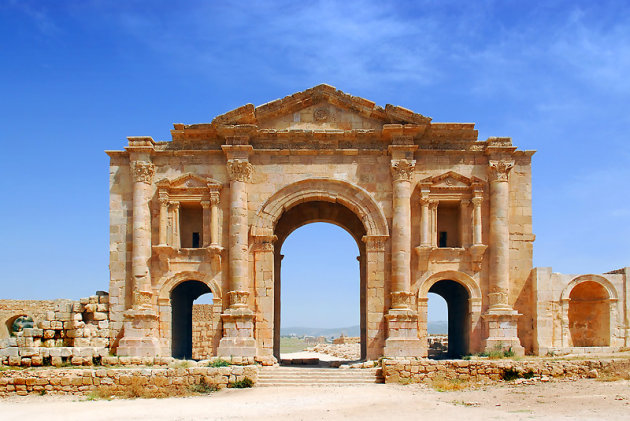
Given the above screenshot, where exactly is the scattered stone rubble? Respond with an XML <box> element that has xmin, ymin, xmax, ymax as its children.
<box><xmin>306</xmin><ymin>343</ymin><xmax>361</xmax><ymax>360</ymax></box>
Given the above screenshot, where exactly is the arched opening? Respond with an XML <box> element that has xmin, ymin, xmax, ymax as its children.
<box><xmin>170</xmin><ymin>280</ymin><xmax>212</xmax><ymax>359</ymax></box>
<box><xmin>568</xmin><ymin>281</ymin><xmax>610</xmax><ymax>347</ymax></box>
<box><xmin>1</xmin><ymin>314</ymin><xmax>33</xmax><ymax>339</ymax></box>
<box><xmin>428</xmin><ymin>280</ymin><xmax>470</xmax><ymax>358</ymax></box>
<box><xmin>273</xmin><ymin>201</ymin><xmax>367</xmax><ymax>362</ymax></box>
<box><xmin>427</xmin><ymin>293</ymin><xmax>448</xmax><ymax>358</ymax></box>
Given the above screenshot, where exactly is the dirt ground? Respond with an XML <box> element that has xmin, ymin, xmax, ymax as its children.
<box><xmin>0</xmin><ymin>378</ymin><xmax>628</xmax><ymax>421</ymax></box>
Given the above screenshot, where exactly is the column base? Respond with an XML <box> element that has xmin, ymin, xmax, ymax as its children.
<box><xmin>117</xmin><ymin>308</ymin><xmax>161</xmax><ymax>357</ymax></box>
<box><xmin>482</xmin><ymin>309</ymin><xmax>525</xmax><ymax>357</ymax></box>
<box><xmin>384</xmin><ymin>309</ymin><xmax>423</xmax><ymax>357</ymax></box>
<box><xmin>217</xmin><ymin>309</ymin><xmax>257</xmax><ymax>358</ymax></box>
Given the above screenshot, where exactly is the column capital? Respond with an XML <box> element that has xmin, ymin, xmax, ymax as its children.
<box><xmin>460</xmin><ymin>199</ymin><xmax>470</xmax><ymax>207</ymax></box>
<box><xmin>200</xmin><ymin>200</ymin><xmax>211</xmax><ymax>209</ymax></box>
<box><xmin>488</xmin><ymin>160</ymin><xmax>514</xmax><ymax>182</ymax></box>
<box><xmin>131</xmin><ymin>161</ymin><xmax>155</xmax><ymax>185</ymax></box>
<box><xmin>227</xmin><ymin>159</ymin><xmax>253</xmax><ymax>183</ymax></box>
<box><xmin>428</xmin><ymin>199</ymin><xmax>438</xmax><ymax>209</ymax></box>
<box><xmin>209</xmin><ymin>191</ymin><xmax>220</xmax><ymax>205</ymax></box>
<box><xmin>390</xmin><ymin>159</ymin><xmax>416</xmax><ymax>182</ymax></box>
<box><xmin>471</xmin><ymin>196</ymin><xmax>483</xmax><ymax>207</ymax></box>
<box><xmin>419</xmin><ymin>195</ymin><xmax>431</xmax><ymax>206</ymax></box>
<box><xmin>169</xmin><ymin>201</ymin><xmax>180</xmax><ymax>210</ymax></box>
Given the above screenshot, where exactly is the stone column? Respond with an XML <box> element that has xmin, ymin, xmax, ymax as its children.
<box><xmin>482</xmin><ymin>159</ymin><xmax>524</xmax><ymax>356</ymax></box>
<box><xmin>385</xmin><ymin>159</ymin><xmax>422</xmax><ymax>357</ymax></box>
<box><xmin>390</xmin><ymin>159</ymin><xmax>414</xmax><ymax>302</ymax></box>
<box><xmin>487</xmin><ymin>160</ymin><xmax>514</xmax><ymax>311</ymax></box>
<box><xmin>158</xmin><ymin>192</ymin><xmax>169</xmax><ymax>246</ymax></box>
<box><xmin>459</xmin><ymin>199</ymin><xmax>469</xmax><ymax>247</ymax></box>
<box><xmin>471</xmin><ymin>196</ymin><xmax>483</xmax><ymax>245</ymax></box>
<box><xmin>118</xmin><ymin>158</ymin><xmax>160</xmax><ymax>357</ymax></box>
<box><xmin>429</xmin><ymin>200</ymin><xmax>438</xmax><ymax>247</ymax></box>
<box><xmin>131</xmin><ymin>160</ymin><xmax>154</xmax><ymax>305</ymax></box>
<box><xmin>171</xmin><ymin>202</ymin><xmax>180</xmax><ymax>249</ymax></box>
<box><xmin>210</xmin><ymin>192</ymin><xmax>220</xmax><ymax>246</ymax></box>
<box><xmin>201</xmin><ymin>200</ymin><xmax>211</xmax><ymax>248</ymax></box>
<box><xmin>217</xmin><ymin>156</ymin><xmax>257</xmax><ymax>358</ymax></box>
<box><xmin>419</xmin><ymin>197</ymin><xmax>431</xmax><ymax>247</ymax></box>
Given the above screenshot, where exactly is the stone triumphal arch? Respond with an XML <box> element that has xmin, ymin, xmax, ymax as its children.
<box><xmin>106</xmin><ymin>84</ymin><xmax>630</xmax><ymax>360</ymax></box>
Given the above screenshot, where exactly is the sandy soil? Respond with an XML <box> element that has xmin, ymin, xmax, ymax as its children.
<box><xmin>0</xmin><ymin>378</ymin><xmax>628</xmax><ymax>421</ymax></box>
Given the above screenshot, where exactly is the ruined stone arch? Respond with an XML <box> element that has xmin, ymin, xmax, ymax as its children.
<box><xmin>561</xmin><ymin>274</ymin><xmax>617</xmax><ymax>348</ymax></box>
<box><xmin>560</xmin><ymin>274</ymin><xmax>618</xmax><ymax>302</ymax></box>
<box><xmin>157</xmin><ymin>271</ymin><xmax>222</xmax><ymax>302</ymax></box>
<box><xmin>250</xmin><ymin>178</ymin><xmax>389</xmax><ymax>239</ymax></box>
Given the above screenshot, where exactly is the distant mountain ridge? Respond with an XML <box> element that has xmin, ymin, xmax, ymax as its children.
<box><xmin>281</xmin><ymin>321</ymin><xmax>447</xmax><ymax>337</ymax></box>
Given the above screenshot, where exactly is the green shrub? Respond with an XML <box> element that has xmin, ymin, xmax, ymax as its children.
<box><xmin>209</xmin><ymin>358</ymin><xmax>230</xmax><ymax>368</ymax></box>
<box><xmin>228</xmin><ymin>377</ymin><xmax>254</xmax><ymax>388</ymax></box>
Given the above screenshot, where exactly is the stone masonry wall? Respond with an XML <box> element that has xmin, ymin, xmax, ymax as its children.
<box><xmin>382</xmin><ymin>357</ymin><xmax>630</xmax><ymax>384</ymax></box>
<box><xmin>0</xmin><ymin>365</ymin><xmax>258</xmax><ymax>396</ymax></box>
<box><xmin>191</xmin><ymin>304</ymin><xmax>221</xmax><ymax>360</ymax></box>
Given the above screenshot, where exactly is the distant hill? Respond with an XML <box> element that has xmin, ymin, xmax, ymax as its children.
<box><xmin>281</xmin><ymin>321</ymin><xmax>448</xmax><ymax>337</ymax></box>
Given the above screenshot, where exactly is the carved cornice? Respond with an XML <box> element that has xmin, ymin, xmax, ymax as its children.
<box><xmin>131</xmin><ymin>161</ymin><xmax>154</xmax><ymax>185</ymax></box>
<box><xmin>227</xmin><ymin>159</ymin><xmax>253</xmax><ymax>183</ymax></box>
<box><xmin>488</xmin><ymin>160</ymin><xmax>514</xmax><ymax>182</ymax></box>
<box><xmin>390</xmin><ymin>159</ymin><xmax>416</xmax><ymax>182</ymax></box>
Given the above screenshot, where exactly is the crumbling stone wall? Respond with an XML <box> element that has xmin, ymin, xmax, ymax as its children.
<box><xmin>0</xmin><ymin>293</ymin><xmax>110</xmax><ymax>367</ymax></box>
<box><xmin>382</xmin><ymin>357</ymin><xmax>630</xmax><ymax>384</ymax></box>
<box><xmin>0</xmin><ymin>299</ymin><xmax>72</xmax><ymax>339</ymax></box>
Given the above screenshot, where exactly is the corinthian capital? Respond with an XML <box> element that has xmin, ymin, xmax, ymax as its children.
<box><xmin>227</xmin><ymin>159</ymin><xmax>253</xmax><ymax>183</ymax></box>
<box><xmin>131</xmin><ymin>161</ymin><xmax>155</xmax><ymax>185</ymax></box>
<box><xmin>390</xmin><ymin>159</ymin><xmax>416</xmax><ymax>182</ymax></box>
<box><xmin>488</xmin><ymin>160</ymin><xmax>514</xmax><ymax>182</ymax></box>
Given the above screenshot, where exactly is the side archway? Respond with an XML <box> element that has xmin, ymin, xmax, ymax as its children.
<box><xmin>560</xmin><ymin>274</ymin><xmax>618</xmax><ymax>348</ymax></box>
<box><xmin>157</xmin><ymin>271</ymin><xmax>223</xmax><ymax>359</ymax></box>
<box><xmin>415</xmin><ymin>271</ymin><xmax>483</xmax><ymax>357</ymax></box>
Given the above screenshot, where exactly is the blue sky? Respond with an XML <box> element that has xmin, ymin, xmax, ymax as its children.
<box><xmin>1</xmin><ymin>1</ymin><xmax>629</xmax><ymax>326</ymax></box>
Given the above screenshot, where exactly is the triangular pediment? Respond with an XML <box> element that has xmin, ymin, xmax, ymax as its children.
<box><xmin>421</xmin><ymin>171</ymin><xmax>484</xmax><ymax>188</ymax></box>
<box><xmin>157</xmin><ymin>173</ymin><xmax>221</xmax><ymax>189</ymax></box>
<box><xmin>209</xmin><ymin>84</ymin><xmax>431</xmax><ymax>130</ymax></box>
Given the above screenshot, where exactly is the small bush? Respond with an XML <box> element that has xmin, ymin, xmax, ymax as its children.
<box><xmin>228</xmin><ymin>377</ymin><xmax>254</xmax><ymax>388</ymax></box>
<box><xmin>209</xmin><ymin>358</ymin><xmax>230</xmax><ymax>368</ymax></box>
<box><xmin>501</xmin><ymin>368</ymin><xmax>521</xmax><ymax>381</ymax></box>
<box><xmin>522</xmin><ymin>370</ymin><xmax>535</xmax><ymax>379</ymax></box>
<box><xmin>189</xmin><ymin>378</ymin><xmax>218</xmax><ymax>394</ymax></box>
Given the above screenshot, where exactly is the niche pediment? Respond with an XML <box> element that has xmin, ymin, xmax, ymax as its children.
<box><xmin>157</xmin><ymin>174</ymin><xmax>221</xmax><ymax>190</ymax></box>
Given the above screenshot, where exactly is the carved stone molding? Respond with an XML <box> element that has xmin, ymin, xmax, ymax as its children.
<box><xmin>252</xmin><ymin>235</ymin><xmax>277</xmax><ymax>252</ymax></box>
<box><xmin>390</xmin><ymin>159</ymin><xmax>416</xmax><ymax>182</ymax></box>
<box><xmin>227</xmin><ymin>160</ymin><xmax>253</xmax><ymax>183</ymax></box>
<box><xmin>471</xmin><ymin>196</ymin><xmax>483</xmax><ymax>207</ymax></box>
<box><xmin>131</xmin><ymin>161</ymin><xmax>155</xmax><ymax>185</ymax></box>
<box><xmin>391</xmin><ymin>291</ymin><xmax>415</xmax><ymax>310</ymax></box>
<box><xmin>228</xmin><ymin>290</ymin><xmax>250</xmax><ymax>308</ymax></box>
<box><xmin>362</xmin><ymin>235</ymin><xmax>388</xmax><ymax>252</ymax></box>
<box><xmin>488</xmin><ymin>160</ymin><xmax>514</xmax><ymax>182</ymax></box>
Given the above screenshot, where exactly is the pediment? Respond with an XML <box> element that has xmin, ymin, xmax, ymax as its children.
<box><xmin>421</xmin><ymin>172</ymin><xmax>484</xmax><ymax>188</ymax></box>
<box><xmin>209</xmin><ymin>84</ymin><xmax>431</xmax><ymax>130</ymax></box>
<box><xmin>157</xmin><ymin>173</ymin><xmax>221</xmax><ymax>190</ymax></box>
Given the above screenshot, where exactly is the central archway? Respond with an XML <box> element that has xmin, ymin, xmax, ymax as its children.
<box><xmin>274</xmin><ymin>201</ymin><xmax>367</xmax><ymax>360</ymax></box>
<box><xmin>251</xmin><ymin>178</ymin><xmax>390</xmax><ymax>361</ymax></box>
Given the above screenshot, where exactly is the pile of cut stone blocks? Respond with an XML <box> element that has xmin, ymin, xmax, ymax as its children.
<box><xmin>0</xmin><ymin>293</ymin><xmax>110</xmax><ymax>367</ymax></box>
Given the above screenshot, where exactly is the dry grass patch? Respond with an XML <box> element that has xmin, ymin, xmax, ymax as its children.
<box><xmin>429</xmin><ymin>376</ymin><xmax>478</xmax><ymax>392</ymax></box>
